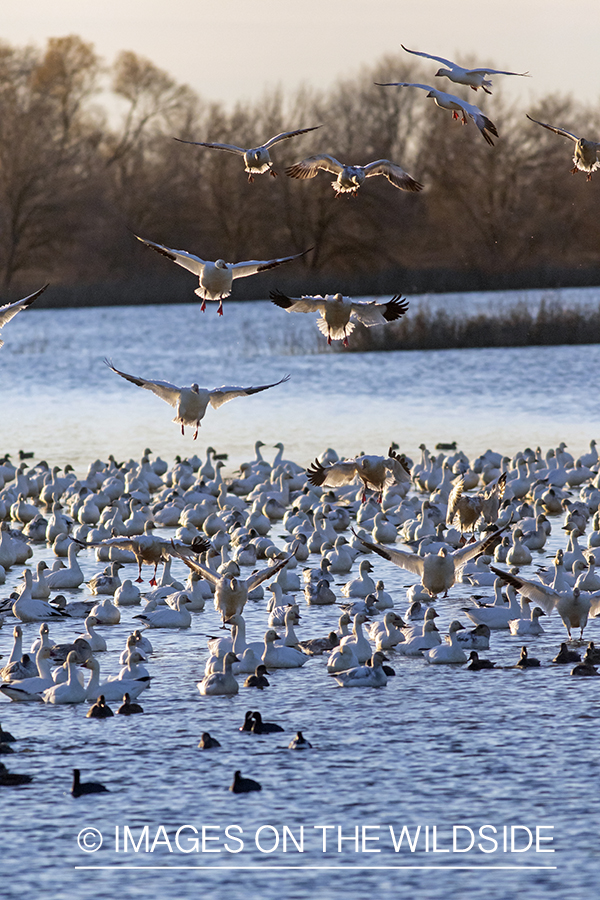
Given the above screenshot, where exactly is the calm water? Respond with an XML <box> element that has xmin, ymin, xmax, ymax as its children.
<box><xmin>1</xmin><ymin>291</ymin><xmax>600</xmax><ymax>900</ymax></box>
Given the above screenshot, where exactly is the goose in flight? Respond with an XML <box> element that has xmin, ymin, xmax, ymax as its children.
<box><xmin>134</xmin><ymin>234</ymin><xmax>311</xmax><ymax>314</ymax></box>
<box><xmin>376</xmin><ymin>82</ymin><xmax>498</xmax><ymax>145</ymax></box>
<box><xmin>172</xmin><ymin>547</ymin><xmax>296</xmax><ymax>621</ymax></box>
<box><xmin>526</xmin><ymin>115</ymin><xmax>600</xmax><ymax>181</ymax></box>
<box><xmin>285</xmin><ymin>155</ymin><xmax>423</xmax><ymax>196</ymax></box>
<box><xmin>307</xmin><ymin>447</ymin><xmax>411</xmax><ymax>502</ymax></box>
<box><xmin>0</xmin><ymin>284</ymin><xmax>48</xmax><ymax>348</ymax></box>
<box><xmin>174</xmin><ymin>125</ymin><xmax>321</xmax><ymax>181</ymax></box>
<box><xmin>104</xmin><ymin>359</ymin><xmax>290</xmax><ymax>439</ymax></box>
<box><xmin>270</xmin><ymin>290</ymin><xmax>409</xmax><ymax>346</ymax></box>
<box><xmin>401</xmin><ymin>45</ymin><xmax>529</xmax><ymax>94</ymax></box>
<box><xmin>354</xmin><ymin>525</ymin><xmax>507</xmax><ymax>597</ymax></box>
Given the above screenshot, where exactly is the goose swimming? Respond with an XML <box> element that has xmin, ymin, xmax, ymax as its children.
<box><xmin>401</xmin><ymin>45</ymin><xmax>529</xmax><ymax>94</ymax></box>
<box><xmin>134</xmin><ymin>234</ymin><xmax>310</xmax><ymax>314</ymax></box>
<box><xmin>270</xmin><ymin>291</ymin><xmax>409</xmax><ymax>346</ymax></box>
<box><xmin>105</xmin><ymin>359</ymin><xmax>290</xmax><ymax>440</ymax></box>
<box><xmin>175</xmin><ymin>125</ymin><xmax>321</xmax><ymax>181</ymax></box>
<box><xmin>376</xmin><ymin>82</ymin><xmax>499</xmax><ymax>145</ymax></box>
<box><xmin>285</xmin><ymin>154</ymin><xmax>423</xmax><ymax>196</ymax></box>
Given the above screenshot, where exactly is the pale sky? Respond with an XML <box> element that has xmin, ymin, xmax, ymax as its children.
<box><xmin>2</xmin><ymin>0</ymin><xmax>600</xmax><ymax>110</ymax></box>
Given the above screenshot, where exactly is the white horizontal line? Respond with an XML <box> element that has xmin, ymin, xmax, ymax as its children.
<box><xmin>74</xmin><ymin>865</ymin><xmax>558</xmax><ymax>871</ymax></box>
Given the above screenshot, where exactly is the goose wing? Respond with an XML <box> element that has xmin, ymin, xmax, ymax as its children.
<box><xmin>230</xmin><ymin>249</ymin><xmax>310</xmax><ymax>280</ymax></box>
<box><xmin>306</xmin><ymin>458</ymin><xmax>359</xmax><ymax>488</ymax></box>
<box><xmin>263</xmin><ymin>125</ymin><xmax>322</xmax><ymax>149</ymax></box>
<box><xmin>208</xmin><ymin>375</ymin><xmax>290</xmax><ymax>409</ymax></box>
<box><xmin>526</xmin><ymin>115</ymin><xmax>579</xmax><ymax>143</ymax></box>
<box><xmin>349</xmin><ymin>295</ymin><xmax>409</xmax><ymax>327</ymax></box>
<box><xmin>270</xmin><ymin>289</ymin><xmax>328</xmax><ymax>314</ymax></box>
<box><xmin>363</xmin><ymin>160</ymin><xmax>423</xmax><ymax>192</ymax></box>
<box><xmin>104</xmin><ymin>359</ymin><xmax>181</xmax><ymax>407</ymax></box>
<box><xmin>467</xmin><ymin>67</ymin><xmax>529</xmax><ymax>77</ymax></box>
<box><xmin>0</xmin><ymin>284</ymin><xmax>49</xmax><ymax>346</ymax></box>
<box><xmin>246</xmin><ymin>553</ymin><xmax>296</xmax><ymax>591</ymax></box>
<box><xmin>352</xmin><ymin>529</ymin><xmax>424</xmax><ymax>576</ymax></box>
<box><xmin>134</xmin><ymin>234</ymin><xmax>207</xmax><ymax>276</ymax></box>
<box><xmin>490</xmin><ymin>566</ymin><xmax>559</xmax><ymax>615</ymax></box>
<box><xmin>173</xmin><ymin>138</ymin><xmax>247</xmax><ymax>154</ymax></box>
<box><xmin>400</xmin><ymin>45</ymin><xmax>458</xmax><ymax>67</ymax></box>
<box><xmin>285</xmin><ymin>154</ymin><xmax>345</xmax><ymax>179</ymax></box>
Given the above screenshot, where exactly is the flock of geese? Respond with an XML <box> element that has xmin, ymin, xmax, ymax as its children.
<box><xmin>2</xmin><ymin>434</ymin><xmax>600</xmax><ymax>790</ymax></box>
<box><xmin>1</xmin><ymin>43</ymin><xmax>600</xmax><ymax>793</ymax></box>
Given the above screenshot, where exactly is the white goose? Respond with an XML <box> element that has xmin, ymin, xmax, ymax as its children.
<box><xmin>175</xmin><ymin>125</ymin><xmax>321</xmax><ymax>181</ymax></box>
<box><xmin>377</xmin><ymin>82</ymin><xmax>499</xmax><ymax>145</ymax></box>
<box><xmin>197</xmin><ymin>651</ymin><xmax>239</xmax><ymax>696</ymax></box>
<box><xmin>134</xmin><ymin>234</ymin><xmax>310</xmax><ymax>314</ymax></box>
<box><xmin>285</xmin><ymin>154</ymin><xmax>423</xmax><ymax>196</ymax></box>
<box><xmin>45</xmin><ymin>541</ymin><xmax>84</xmax><ymax>589</ymax></box>
<box><xmin>334</xmin><ymin>651</ymin><xmax>389</xmax><ymax>688</ymax></box>
<box><xmin>424</xmin><ymin>622</ymin><xmax>468</xmax><ymax>665</ymax></box>
<box><xmin>401</xmin><ymin>44</ymin><xmax>529</xmax><ymax>94</ymax></box>
<box><xmin>261</xmin><ymin>629</ymin><xmax>307</xmax><ymax>669</ymax></box>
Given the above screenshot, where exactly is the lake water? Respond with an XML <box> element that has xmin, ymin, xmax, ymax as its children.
<box><xmin>1</xmin><ymin>290</ymin><xmax>600</xmax><ymax>900</ymax></box>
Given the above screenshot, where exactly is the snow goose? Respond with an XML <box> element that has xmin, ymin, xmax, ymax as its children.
<box><xmin>339</xmin><ymin>613</ymin><xmax>372</xmax><ymax>662</ymax></box>
<box><xmin>355</xmin><ymin>524</ymin><xmax>507</xmax><ymax>597</ymax></box>
<box><xmin>134</xmin><ymin>234</ymin><xmax>310</xmax><ymax>314</ymax></box>
<box><xmin>30</xmin><ymin>622</ymin><xmax>51</xmax><ymax>654</ymax></box>
<box><xmin>424</xmin><ymin>622</ymin><xmax>468</xmax><ymax>664</ymax></box>
<box><xmin>0</xmin><ymin>648</ymin><xmax>54</xmax><ymax>701</ymax></box>
<box><xmin>455</xmin><ymin>623</ymin><xmax>491</xmax><ymax>650</ymax></box>
<box><xmin>491</xmin><ymin>566</ymin><xmax>590</xmax><ymax>638</ymax></box>
<box><xmin>0</xmin><ymin>284</ymin><xmax>48</xmax><ymax>348</ymax></box>
<box><xmin>377</xmin><ymin>82</ymin><xmax>499</xmax><ymax>145</ymax></box>
<box><xmin>134</xmin><ymin>595</ymin><xmax>192</xmax><ymax>628</ymax></box>
<box><xmin>175</xmin><ymin>125</ymin><xmax>321</xmax><ymax>181</ymax></box>
<box><xmin>285</xmin><ymin>154</ymin><xmax>422</xmax><ymax>196</ymax></box>
<box><xmin>340</xmin><ymin>560</ymin><xmax>377</xmax><ymax>599</ymax></box>
<box><xmin>83</xmin><ymin>656</ymin><xmax>150</xmax><ymax>702</ymax></box>
<box><xmin>508</xmin><ymin>606</ymin><xmax>546</xmax><ymax>636</ymax></box>
<box><xmin>173</xmin><ymin>548</ymin><xmax>294</xmax><ymax>622</ymax></box>
<box><xmin>367</xmin><ymin>611</ymin><xmax>406</xmax><ymax>649</ymax></box>
<box><xmin>526</xmin><ymin>115</ymin><xmax>600</xmax><ymax>181</ymax></box>
<box><xmin>77</xmin><ymin>616</ymin><xmax>107</xmax><ymax>652</ymax></box>
<box><xmin>261</xmin><ymin>629</ymin><xmax>307</xmax><ymax>669</ymax></box>
<box><xmin>334</xmin><ymin>651</ymin><xmax>389</xmax><ymax>688</ymax></box>
<box><xmin>12</xmin><ymin>571</ymin><xmax>69</xmax><ymax>622</ymax></box>
<box><xmin>272</xmin><ymin>291</ymin><xmax>409</xmax><ymax>347</ymax></box>
<box><xmin>89</xmin><ymin>596</ymin><xmax>121</xmax><ymax>624</ymax></box>
<box><xmin>197</xmin><ymin>651</ymin><xmax>239</xmax><ymax>696</ymax></box>
<box><xmin>400</xmin><ymin>44</ymin><xmax>529</xmax><ymax>93</ymax></box>
<box><xmin>398</xmin><ymin>618</ymin><xmax>441</xmax><ymax>656</ymax></box>
<box><xmin>42</xmin><ymin>652</ymin><xmax>88</xmax><ymax>704</ymax></box>
<box><xmin>105</xmin><ymin>358</ymin><xmax>290</xmax><ymax>440</ymax></box>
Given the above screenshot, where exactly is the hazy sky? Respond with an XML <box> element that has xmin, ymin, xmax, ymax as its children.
<box><xmin>3</xmin><ymin>0</ymin><xmax>600</xmax><ymax>109</ymax></box>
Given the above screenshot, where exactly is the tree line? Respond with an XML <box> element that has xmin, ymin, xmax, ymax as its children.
<box><xmin>0</xmin><ymin>34</ymin><xmax>598</xmax><ymax>305</ymax></box>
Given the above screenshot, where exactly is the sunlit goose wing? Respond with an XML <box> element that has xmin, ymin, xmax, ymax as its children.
<box><xmin>0</xmin><ymin>284</ymin><xmax>49</xmax><ymax>348</ymax></box>
<box><xmin>363</xmin><ymin>160</ymin><xmax>423</xmax><ymax>192</ymax></box>
<box><xmin>208</xmin><ymin>375</ymin><xmax>290</xmax><ymax>409</ymax></box>
<box><xmin>134</xmin><ymin>234</ymin><xmax>207</xmax><ymax>276</ymax></box>
<box><xmin>229</xmin><ymin>249</ymin><xmax>311</xmax><ymax>280</ymax></box>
